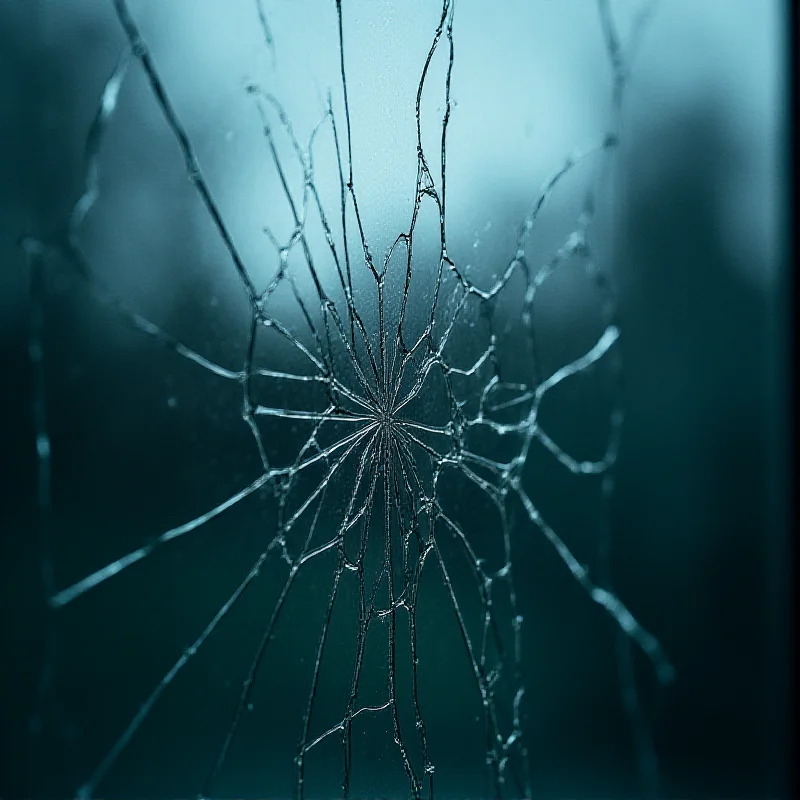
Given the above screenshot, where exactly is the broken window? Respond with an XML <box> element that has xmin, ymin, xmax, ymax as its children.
<box><xmin>23</xmin><ymin>1</ymin><xmax>672</xmax><ymax>797</ymax></box>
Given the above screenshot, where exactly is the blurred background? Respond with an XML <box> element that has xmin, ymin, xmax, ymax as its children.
<box><xmin>0</xmin><ymin>1</ymin><xmax>791</xmax><ymax>798</ymax></box>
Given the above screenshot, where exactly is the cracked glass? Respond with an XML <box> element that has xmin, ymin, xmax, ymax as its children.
<box><xmin>22</xmin><ymin>1</ymin><xmax>674</xmax><ymax>797</ymax></box>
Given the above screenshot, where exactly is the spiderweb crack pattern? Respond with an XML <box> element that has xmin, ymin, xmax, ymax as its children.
<box><xmin>24</xmin><ymin>1</ymin><xmax>673</xmax><ymax>798</ymax></box>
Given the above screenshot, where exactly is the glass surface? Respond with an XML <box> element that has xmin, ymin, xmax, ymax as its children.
<box><xmin>0</xmin><ymin>2</ymin><xmax>789</xmax><ymax>798</ymax></box>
